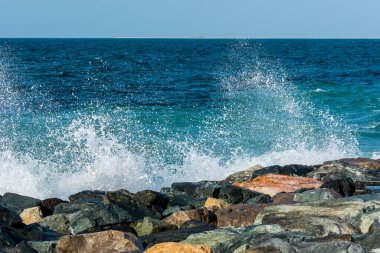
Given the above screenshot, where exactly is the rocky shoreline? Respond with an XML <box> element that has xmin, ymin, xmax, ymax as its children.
<box><xmin>1</xmin><ymin>157</ymin><xmax>380</xmax><ymax>253</ymax></box>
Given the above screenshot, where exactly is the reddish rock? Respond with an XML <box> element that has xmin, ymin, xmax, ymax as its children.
<box><xmin>163</xmin><ymin>208</ymin><xmax>216</xmax><ymax>228</ymax></box>
<box><xmin>233</xmin><ymin>174</ymin><xmax>323</xmax><ymax>197</ymax></box>
<box><xmin>215</xmin><ymin>204</ymin><xmax>266</xmax><ymax>227</ymax></box>
<box><xmin>145</xmin><ymin>242</ymin><xmax>212</xmax><ymax>253</ymax></box>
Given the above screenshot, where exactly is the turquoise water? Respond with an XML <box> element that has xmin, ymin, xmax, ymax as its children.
<box><xmin>0</xmin><ymin>39</ymin><xmax>379</xmax><ymax>198</ymax></box>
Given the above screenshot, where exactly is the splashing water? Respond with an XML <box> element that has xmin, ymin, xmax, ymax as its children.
<box><xmin>0</xmin><ymin>39</ymin><xmax>364</xmax><ymax>199</ymax></box>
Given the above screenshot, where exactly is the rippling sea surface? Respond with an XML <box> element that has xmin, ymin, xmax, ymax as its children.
<box><xmin>0</xmin><ymin>39</ymin><xmax>379</xmax><ymax>198</ymax></box>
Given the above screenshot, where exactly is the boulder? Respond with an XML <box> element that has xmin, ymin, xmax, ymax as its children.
<box><xmin>354</xmin><ymin>233</ymin><xmax>380</xmax><ymax>252</ymax></box>
<box><xmin>225</xmin><ymin>165</ymin><xmax>263</xmax><ymax>183</ymax></box>
<box><xmin>293</xmin><ymin>189</ymin><xmax>341</xmax><ymax>203</ymax></box>
<box><xmin>215</xmin><ymin>204</ymin><xmax>265</xmax><ymax>228</ymax></box>
<box><xmin>294</xmin><ymin>240</ymin><xmax>365</xmax><ymax>253</ymax></box>
<box><xmin>54</xmin><ymin>202</ymin><xmax>98</xmax><ymax>215</ymax></box>
<box><xmin>131</xmin><ymin>217</ymin><xmax>176</xmax><ymax>236</ymax></box>
<box><xmin>309</xmin><ymin>158</ymin><xmax>380</xmax><ymax>193</ymax></box>
<box><xmin>20</xmin><ymin>207</ymin><xmax>43</xmax><ymax>225</ymax></box>
<box><xmin>68</xmin><ymin>190</ymin><xmax>106</xmax><ymax>203</ymax></box>
<box><xmin>237</xmin><ymin>238</ymin><xmax>295</xmax><ymax>253</ymax></box>
<box><xmin>234</xmin><ymin>174</ymin><xmax>323</xmax><ymax>197</ymax></box>
<box><xmin>0</xmin><ymin>204</ymin><xmax>22</xmax><ymax>227</ymax></box>
<box><xmin>3</xmin><ymin>241</ymin><xmax>36</xmax><ymax>253</ymax></box>
<box><xmin>163</xmin><ymin>207</ymin><xmax>216</xmax><ymax>228</ymax></box>
<box><xmin>254</xmin><ymin>196</ymin><xmax>380</xmax><ymax>236</ymax></box>
<box><xmin>218</xmin><ymin>184</ymin><xmax>271</xmax><ymax>205</ymax></box>
<box><xmin>271</xmin><ymin>193</ymin><xmax>296</xmax><ymax>204</ymax></box>
<box><xmin>67</xmin><ymin>204</ymin><xmax>133</xmax><ymax>234</ymax></box>
<box><xmin>319</xmin><ymin>174</ymin><xmax>356</xmax><ymax>197</ymax></box>
<box><xmin>0</xmin><ymin>193</ymin><xmax>41</xmax><ymax>213</ymax></box>
<box><xmin>167</xmin><ymin>181</ymin><xmax>222</xmax><ymax>199</ymax></box>
<box><xmin>38</xmin><ymin>214</ymin><xmax>70</xmax><ymax>235</ymax></box>
<box><xmin>145</xmin><ymin>242</ymin><xmax>212</xmax><ymax>253</ymax></box>
<box><xmin>204</xmin><ymin>197</ymin><xmax>230</xmax><ymax>210</ymax></box>
<box><xmin>0</xmin><ymin>227</ymin><xmax>16</xmax><ymax>248</ymax></box>
<box><xmin>134</xmin><ymin>190</ymin><xmax>169</xmax><ymax>209</ymax></box>
<box><xmin>40</xmin><ymin>198</ymin><xmax>68</xmax><ymax>216</ymax></box>
<box><xmin>139</xmin><ymin>224</ymin><xmax>215</xmax><ymax>248</ymax></box>
<box><xmin>350</xmin><ymin>209</ymin><xmax>380</xmax><ymax>234</ymax></box>
<box><xmin>27</xmin><ymin>241</ymin><xmax>56</xmax><ymax>253</ymax></box>
<box><xmin>104</xmin><ymin>190</ymin><xmax>161</xmax><ymax>220</ymax></box>
<box><xmin>250</xmin><ymin>164</ymin><xmax>314</xmax><ymax>179</ymax></box>
<box><xmin>56</xmin><ymin>230</ymin><xmax>143</xmax><ymax>253</ymax></box>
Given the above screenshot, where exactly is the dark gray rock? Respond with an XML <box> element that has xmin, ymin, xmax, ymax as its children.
<box><xmin>354</xmin><ymin>232</ymin><xmax>380</xmax><ymax>252</ymax></box>
<box><xmin>53</xmin><ymin>202</ymin><xmax>98</xmax><ymax>215</ymax></box>
<box><xmin>3</xmin><ymin>241</ymin><xmax>36</xmax><ymax>253</ymax></box>
<box><xmin>225</xmin><ymin>165</ymin><xmax>263</xmax><ymax>183</ymax></box>
<box><xmin>320</xmin><ymin>174</ymin><xmax>356</xmax><ymax>197</ymax></box>
<box><xmin>293</xmin><ymin>189</ymin><xmax>341</xmax><ymax>203</ymax></box>
<box><xmin>68</xmin><ymin>190</ymin><xmax>106</xmax><ymax>203</ymax></box>
<box><xmin>1</xmin><ymin>193</ymin><xmax>41</xmax><ymax>213</ymax></box>
<box><xmin>0</xmin><ymin>205</ymin><xmax>22</xmax><ymax>227</ymax></box>
<box><xmin>40</xmin><ymin>198</ymin><xmax>68</xmax><ymax>216</ymax></box>
<box><xmin>250</xmin><ymin>164</ymin><xmax>314</xmax><ymax>179</ymax></box>
<box><xmin>168</xmin><ymin>181</ymin><xmax>222</xmax><ymax>199</ymax></box>
<box><xmin>0</xmin><ymin>227</ymin><xmax>16</xmax><ymax>248</ymax></box>
<box><xmin>218</xmin><ymin>184</ymin><xmax>271</xmax><ymax>205</ymax></box>
<box><xmin>134</xmin><ymin>190</ymin><xmax>169</xmax><ymax>209</ymax></box>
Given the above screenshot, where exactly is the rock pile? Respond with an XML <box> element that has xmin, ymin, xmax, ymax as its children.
<box><xmin>0</xmin><ymin>157</ymin><xmax>380</xmax><ymax>252</ymax></box>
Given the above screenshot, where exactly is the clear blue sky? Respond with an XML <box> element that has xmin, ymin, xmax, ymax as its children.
<box><xmin>1</xmin><ymin>0</ymin><xmax>380</xmax><ymax>38</ymax></box>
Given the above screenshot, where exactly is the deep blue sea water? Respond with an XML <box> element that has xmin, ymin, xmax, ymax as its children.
<box><xmin>0</xmin><ymin>39</ymin><xmax>379</xmax><ymax>198</ymax></box>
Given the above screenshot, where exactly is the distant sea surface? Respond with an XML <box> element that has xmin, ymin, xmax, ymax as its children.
<box><xmin>0</xmin><ymin>39</ymin><xmax>379</xmax><ymax>198</ymax></box>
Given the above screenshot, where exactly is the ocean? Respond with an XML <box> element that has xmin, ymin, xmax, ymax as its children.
<box><xmin>0</xmin><ymin>39</ymin><xmax>379</xmax><ymax>198</ymax></box>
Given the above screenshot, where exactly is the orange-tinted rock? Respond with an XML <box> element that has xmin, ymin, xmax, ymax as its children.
<box><xmin>163</xmin><ymin>208</ymin><xmax>216</xmax><ymax>228</ymax></box>
<box><xmin>204</xmin><ymin>198</ymin><xmax>230</xmax><ymax>210</ymax></box>
<box><xmin>145</xmin><ymin>242</ymin><xmax>212</xmax><ymax>253</ymax></box>
<box><xmin>56</xmin><ymin>230</ymin><xmax>143</xmax><ymax>253</ymax></box>
<box><xmin>20</xmin><ymin>206</ymin><xmax>43</xmax><ymax>225</ymax></box>
<box><xmin>215</xmin><ymin>204</ymin><xmax>266</xmax><ymax>227</ymax></box>
<box><xmin>233</xmin><ymin>174</ymin><xmax>323</xmax><ymax>197</ymax></box>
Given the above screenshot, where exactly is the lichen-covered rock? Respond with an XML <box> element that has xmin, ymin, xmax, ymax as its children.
<box><xmin>131</xmin><ymin>217</ymin><xmax>176</xmax><ymax>236</ymax></box>
<box><xmin>56</xmin><ymin>230</ymin><xmax>143</xmax><ymax>253</ymax></box>
<box><xmin>27</xmin><ymin>240</ymin><xmax>56</xmax><ymax>253</ymax></box>
<box><xmin>293</xmin><ymin>188</ymin><xmax>341</xmax><ymax>203</ymax></box>
<box><xmin>20</xmin><ymin>206</ymin><xmax>43</xmax><ymax>225</ymax></box>
<box><xmin>38</xmin><ymin>214</ymin><xmax>70</xmax><ymax>235</ymax></box>
<box><xmin>215</xmin><ymin>204</ymin><xmax>265</xmax><ymax>228</ymax></box>
<box><xmin>163</xmin><ymin>207</ymin><xmax>216</xmax><ymax>228</ymax></box>
<box><xmin>294</xmin><ymin>240</ymin><xmax>365</xmax><ymax>253</ymax></box>
<box><xmin>0</xmin><ymin>193</ymin><xmax>41</xmax><ymax>213</ymax></box>
<box><xmin>145</xmin><ymin>242</ymin><xmax>212</xmax><ymax>253</ymax></box>
<box><xmin>204</xmin><ymin>197</ymin><xmax>230</xmax><ymax>210</ymax></box>
<box><xmin>67</xmin><ymin>204</ymin><xmax>133</xmax><ymax>234</ymax></box>
<box><xmin>139</xmin><ymin>224</ymin><xmax>215</xmax><ymax>248</ymax></box>
<box><xmin>234</xmin><ymin>174</ymin><xmax>323</xmax><ymax>197</ymax></box>
<box><xmin>225</xmin><ymin>165</ymin><xmax>263</xmax><ymax>183</ymax></box>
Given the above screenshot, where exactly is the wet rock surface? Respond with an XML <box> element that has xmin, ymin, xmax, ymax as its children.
<box><xmin>1</xmin><ymin>157</ymin><xmax>380</xmax><ymax>252</ymax></box>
